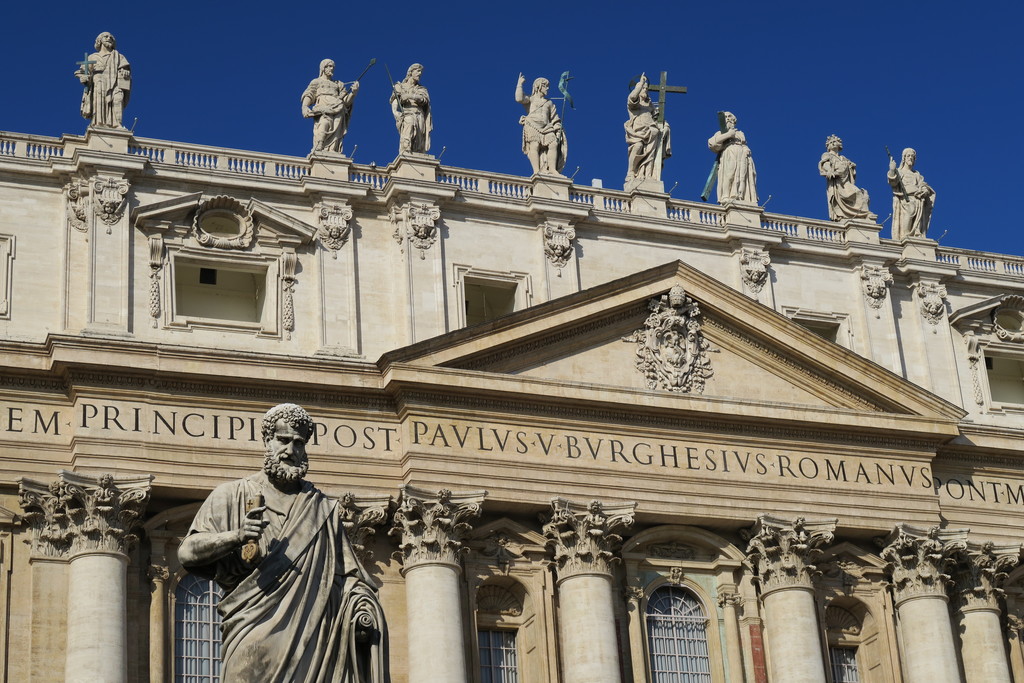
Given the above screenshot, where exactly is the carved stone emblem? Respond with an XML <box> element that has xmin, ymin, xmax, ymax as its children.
<box><xmin>622</xmin><ymin>284</ymin><xmax>714</xmax><ymax>393</ymax></box>
<box><xmin>915</xmin><ymin>282</ymin><xmax>947</xmax><ymax>325</ymax></box>
<box><xmin>93</xmin><ymin>176</ymin><xmax>130</xmax><ymax>230</ymax></box>
<box><xmin>993</xmin><ymin>295</ymin><xmax>1024</xmax><ymax>343</ymax></box>
<box><xmin>316</xmin><ymin>201</ymin><xmax>354</xmax><ymax>255</ymax></box>
<box><xmin>669</xmin><ymin>566</ymin><xmax>685</xmax><ymax>585</ymax></box>
<box><xmin>739</xmin><ymin>248</ymin><xmax>771</xmax><ymax>294</ymax></box>
<box><xmin>192</xmin><ymin>195</ymin><xmax>255</xmax><ymax>249</ymax></box>
<box><xmin>390</xmin><ymin>202</ymin><xmax>441</xmax><ymax>258</ymax></box>
<box><xmin>543</xmin><ymin>498</ymin><xmax>635</xmax><ymax>580</ymax></box>
<box><xmin>63</xmin><ymin>179</ymin><xmax>90</xmax><ymax>232</ymax></box>
<box><xmin>861</xmin><ymin>265</ymin><xmax>893</xmax><ymax>310</ymax></box>
<box><xmin>543</xmin><ymin>221</ymin><xmax>576</xmax><ymax>271</ymax></box>
<box><xmin>480</xmin><ymin>531</ymin><xmax>525</xmax><ymax>574</ymax></box>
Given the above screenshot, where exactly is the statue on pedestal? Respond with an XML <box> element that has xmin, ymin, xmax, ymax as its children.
<box><xmin>179</xmin><ymin>404</ymin><xmax>388</xmax><ymax>682</ymax></box>
<box><xmin>707</xmin><ymin>111</ymin><xmax>757</xmax><ymax>204</ymax></box>
<box><xmin>888</xmin><ymin>147</ymin><xmax>936</xmax><ymax>240</ymax></box>
<box><xmin>75</xmin><ymin>32</ymin><xmax>131</xmax><ymax>129</ymax></box>
<box><xmin>818</xmin><ymin>135</ymin><xmax>873</xmax><ymax>221</ymax></box>
<box><xmin>625</xmin><ymin>74</ymin><xmax>671</xmax><ymax>182</ymax></box>
<box><xmin>391</xmin><ymin>63</ymin><xmax>432</xmax><ymax>155</ymax></box>
<box><xmin>302</xmin><ymin>59</ymin><xmax>359</xmax><ymax>155</ymax></box>
<box><xmin>515</xmin><ymin>74</ymin><xmax>567</xmax><ymax>176</ymax></box>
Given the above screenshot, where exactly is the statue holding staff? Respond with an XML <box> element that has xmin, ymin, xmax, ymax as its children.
<box><xmin>706</xmin><ymin>111</ymin><xmax>757</xmax><ymax>204</ymax></box>
<box><xmin>302</xmin><ymin>59</ymin><xmax>360</xmax><ymax>155</ymax></box>
<box><xmin>391</xmin><ymin>63</ymin><xmax>432</xmax><ymax>155</ymax></box>
<box><xmin>75</xmin><ymin>32</ymin><xmax>131</xmax><ymax>129</ymax></box>
<box><xmin>515</xmin><ymin>73</ymin><xmax>568</xmax><ymax>176</ymax></box>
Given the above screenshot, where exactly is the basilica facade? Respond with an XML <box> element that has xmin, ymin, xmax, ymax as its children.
<box><xmin>1</xmin><ymin>112</ymin><xmax>1023</xmax><ymax>683</ymax></box>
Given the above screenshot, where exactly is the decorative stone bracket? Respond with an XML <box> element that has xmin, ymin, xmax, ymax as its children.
<box><xmin>315</xmin><ymin>201</ymin><xmax>354</xmax><ymax>256</ymax></box>
<box><xmin>390</xmin><ymin>202</ymin><xmax>441</xmax><ymax>259</ymax></box>
<box><xmin>878</xmin><ymin>524</ymin><xmax>968</xmax><ymax>605</ymax></box>
<box><xmin>739</xmin><ymin>248</ymin><xmax>771</xmax><ymax>294</ymax></box>
<box><xmin>914</xmin><ymin>281</ymin><xmax>948</xmax><ymax>325</ymax></box>
<box><xmin>63</xmin><ymin>179</ymin><xmax>90</xmax><ymax>232</ymax></box>
<box><xmin>542</xmin><ymin>497</ymin><xmax>636</xmax><ymax>581</ymax></box>
<box><xmin>543</xmin><ymin>220</ymin><xmax>576</xmax><ymax>272</ymax></box>
<box><xmin>390</xmin><ymin>486</ymin><xmax>486</xmax><ymax>570</ymax></box>
<box><xmin>860</xmin><ymin>264</ymin><xmax>893</xmax><ymax>313</ymax></box>
<box><xmin>742</xmin><ymin>514</ymin><xmax>836</xmax><ymax>595</ymax></box>
<box><xmin>93</xmin><ymin>176</ymin><xmax>130</xmax><ymax>232</ymax></box>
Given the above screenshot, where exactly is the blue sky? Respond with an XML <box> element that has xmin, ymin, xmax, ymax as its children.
<box><xmin>6</xmin><ymin>0</ymin><xmax>1022</xmax><ymax>256</ymax></box>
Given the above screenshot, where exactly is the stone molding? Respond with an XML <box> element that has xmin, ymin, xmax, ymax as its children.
<box><xmin>338</xmin><ymin>491</ymin><xmax>394</xmax><ymax>565</ymax></box>
<box><xmin>191</xmin><ymin>195</ymin><xmax>255</xmax><ymax>250</ymax></box>
<box><xmin>390</xmin><ymin>485</ymin><xmax>486</xmax><ymax>570</ymax></box>
<box><xmin>742</xmin><ymin>514</ymin><xmax>836</xmax><ymax>595</ymax></box>
<box><xmin>952</xmin><ymin>540</ymin><xmax>1021</xmax><ymax>612</ymax></box>
<box><xmin>542</xmin><ymin>497</ymin><xmax>636</xmax><ymax>581</ymax></box>
<box><xmin>18</xmin><ymin>471</ymin><xmax>152</xmax><ymax>558</ymax></box>
<box><xmin>879</xmin><ymin>524</ymin><xmax>968</xmax><ymax>605</ymax></box>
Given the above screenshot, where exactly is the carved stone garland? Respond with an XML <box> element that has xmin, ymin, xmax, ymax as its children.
<box><xmin>739</xmin><ymin>248</ymin><xmax>771</xmax><ymax>294</ymax></box>
<box><xmin>389</xmin><ymin>486</ymin><xmax>486</xmax><ymax>569</ymax></box>
<box><xmin>316</xmin><ymin>201</ymin><xmax>354</xmax><ymax>256</ymax></box>
<box><xmin>622</xmin><ymin>284</ymin><xmax>714</xmax><ymax>393</ymax></box>
<box><xmin>914</xmin><ymin>281</ymin><xmax>948</xmax><ymax>325</ymax></box>
<box><xmin>878</xmin><ymin>524</ymin><xmax>968</xmax><ymax>605</ymax></box>
<box><xmin>148</xmin><ymin>236</ymin><xmax>163</xmax><ymax>328</ymax></box>
<box><xmin>742</xmin><ymin>514</ymin><xmax>836</xmax><ymax>594</ymax></box>
<box><xmin>543</xmin><ymin>221</ymin><xmax>576</xmax><ymax>273</ymax></box>
<box><xmin>281</xmin><ymin>251</ymin><xmax>297</xmax><ymax>340</ymax></box>
<box><xmin>390</xmin><ymin>202</ymin><xmax>441</xmax><ymax>259</ymax></box>
<box><xmin>18</xmin><ymin>471</ymin><xmax>152</xmax><ymax>557</ymax></box>
<box><xmin>963</xmin><ymin>331</ymin><xmax>986</xmax><ymax>407</ymax></box>
<box><xmin>192</xmin><ymin>195</ymin><xmax>255</xmax><ymax>250</ymax></box>
<box><xmin>860</xmin><ymin>265</ymin><xmax>893</xmax><ymax>313</ymax></box>
<box><xmin>337</xmin><ymin>491</ymin><xmax>393</xmax><ymax>565</ymax></box>
<box><xmin>63</xmin><ymin>179</ymin><xmax>90</xmax><ymax>232</ymax></box>
<box><xmin>542</xmin><ymin>497</ymin><xmax>635</xmax><ymax>580</ymax></box>
<box><xmin>93</xmin><ymin>176</ymin><xmax>130</xmax><ymax>232</ymax></box>
<box><xmin>951</xmin><ymin>540</ymin><xmax>1021</xmax><ymax>612</ymax></box>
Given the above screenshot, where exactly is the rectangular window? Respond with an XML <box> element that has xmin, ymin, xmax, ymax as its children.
<box><xmin>478</xmin><ymin>629</ymin><xmax>518</xmax><ymax>683</ymax></box>
<box><xmin>793</xmin><ymin>319</ymin><xmax>840</xmax><ymax>344</ymax></box>
<box><xmin>987</xmin><ymin>356</ymin><xmax>1024</xmax><ymax>405</ymax></box>
<box><xmin>783</xmin><ymin>307</ymin><xmax>850</xmax><ymax>348</ymax></box>
<box><xmin>465</xmin><ymin>280</ymin><xmax>517</xmax><ymax>327</ymax></box>
<box><xmin>174</xmin><ymin>261</ymin><xmax>267</xmax><ymax>324</ymax></box>
<box><xmin>829</xmin><ymin>647</ymin><xmax>860</xmax><ymax>682</ymax></box>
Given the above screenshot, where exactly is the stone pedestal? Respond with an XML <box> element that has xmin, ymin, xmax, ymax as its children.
<box><xmin>543</xmin><ymin>498</ymin><xmax>635</xmax><ymax>683</ymax></box>
<box><xmin>744</xmin><ymin>514</ymin><xmax>836</xmax><ymax>683</ymax></box>
<box><xmin>391</xmin><ymin>486</ymin><xmax>486</xmax><ymax>683</ymax></box>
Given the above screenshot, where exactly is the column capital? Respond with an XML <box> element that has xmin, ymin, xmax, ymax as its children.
<box><xmin>879</xmin><ymin>523</ymin><xmax>969</xmax><ymax>605</ymax></box>
<box><xmin>390</xmin><ymin>486</ymin><xmax>486</xmax><ymax>570</ymax></box>
<box><xmin>338</xmin><ymin>492</ymin><xmax>394</xmax><ymax>565</ymax></box>
<box><xmin>952</xmin><ymin>539</ymin><xmax>1021</xmax><ymax>612</ymax></box>
<box><xmin>742</xmin><ymin>514</ymin><xmax>836</xmax><ymax>594</ymax></box>
<box><xmin>542</xmin><ymin>497</ymin><xmax>636</xmax><ymax>581</ymax></box>
<box><xmin>19</xmin><ymin>471</ymin><xmax>152</xmax><ymax>558</ymax></box>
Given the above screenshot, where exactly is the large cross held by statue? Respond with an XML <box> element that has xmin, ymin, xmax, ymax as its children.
<box><xmin>630</xmin><ymin>70</ymin><xmax>687</xmax><ymax>176</ymax></box>
<box><xmin>76</xmin><ymin>53</ymin><xmax>96</xmax><ymax>77</ymax></box>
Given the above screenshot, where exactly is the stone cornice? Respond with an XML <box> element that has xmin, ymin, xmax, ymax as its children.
<box><xmin>742</xmin><ymin>514</ymin><xmax>836</xmax><ymax>595</ymax></box>
<box><xmin>543</xmin><ymin>497</ymin><xmax>636</xmax><ymax>581</ymax></box>
<box><xmin>390</xmin><ymin>486</ymin><xmax>486</xmax><ymax>571</ymax></box>
<box><xmin>879</xmin><ymin>524</ymin><xmax>969</xmax><ymax>605</ymax></box>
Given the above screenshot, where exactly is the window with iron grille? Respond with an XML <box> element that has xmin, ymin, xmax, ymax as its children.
<box><xmin>645</xmin><ymin>585</ymin><xmax>712</xmax><ymax>682</ymax></box>
<box><xmin>478</xmin><ymin>629</ymin><xmax>518</xmax><ymax>683</ymax></box>
<box><xmin>174</xmin><ymin>573</ymin><xmax>224</xmax><ymax>683</ymax></box>
<box><xmin>830</xmin><ymin>647</ymin><xmax>860</xmax><ymax>682</ymax></box>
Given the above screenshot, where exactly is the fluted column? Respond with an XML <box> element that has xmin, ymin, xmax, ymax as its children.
<box><xmin>952</xmin><ymin>541</ymin><xmax>1020</xmax><ymax>683</ymax></box>
<box><xmin>880</xmin><ymin>524</ymin><xmax>968</xmax><ymax>683</ymax></box>
<box><xmin>391</xmin><ymin>486</ymin><xmax>485</xmax><ymax>683</ymax></box>
<box><xmin>744</xmin><ymin>514</ymin><xmax>836</xmax><ymax>683</ymax></box>
<box><xmin>543</xmin><ymin>498</ymin><xmax>635</xmax><ymax>683</ymax></box>
<box><xmin>718</xmin><ymin>588</ymin><xmax>746</xmax><ymax>682</ymax></box>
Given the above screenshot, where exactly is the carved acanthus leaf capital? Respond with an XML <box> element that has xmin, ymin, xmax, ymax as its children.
<box><xmin>952</xmin><ymin>540</ymin><xmax>1021</xmax><ymax>612</ymax></box>
<box><xmin>19</xmin><ymin>471</ymin><xmax>152</xmax><ymax>558</ymax></box>
<box><xmin>338</xmin><ymin>492</ymin><xmax>394</xmax><ymax>565</ymax></box>
<box><xmin>743</xmin><ymin>514</ymin><xmax>836</xmax><ymax>594</ymax></box>
<box><xmin>879</xmin><ymin>524</ymin><xmax>968</xmax><ymax>605</ymax></box>
<box><xmin>717</xmin><ymin>588</ymin><xmax>742</xmax><ymax>608</ymax></box>
<box><xmin>147</xmin><ymin>564</ymin><xmax>170</xmax><ymax>583</ymax></box>
<box><xmin>390</xmin><ymin>486</ymin><xmax>486</xmax><ymax>569</ymax></box>
<box><xmin>542</xmin><ymin>497</ymin><xmax>636</xmax><ymax>581</ymax></box>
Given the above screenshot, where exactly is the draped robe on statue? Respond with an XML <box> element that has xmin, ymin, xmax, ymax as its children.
<box><xmin>80</xmin><ymin>50</ymin><xmax>130</xmax><ymax>128</ymax></box>
<box><xmin>186</xmin><ymin>475</ymin><xmax>387</xmax><ymax>682</ymax></box>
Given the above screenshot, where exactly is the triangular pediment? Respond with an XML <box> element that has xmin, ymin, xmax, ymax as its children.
<box><xmin>381</xmin><ymin>261</ymin><xmax>965</xmax><ymax>427</ymax></box>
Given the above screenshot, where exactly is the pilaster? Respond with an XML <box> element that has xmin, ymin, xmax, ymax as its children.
<box><xmin>337</xmin><ymin>491</ymin><xmax>393</xmax><ymax>566</ymax></box>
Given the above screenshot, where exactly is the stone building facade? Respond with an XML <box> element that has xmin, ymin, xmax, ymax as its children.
<box><xmin>1</xmin><ymin>125</ymin><xmax>1023</xmax><ymax>682</ymax></box>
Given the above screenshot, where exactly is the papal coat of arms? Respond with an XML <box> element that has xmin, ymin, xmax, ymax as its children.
<box><xmin>622</xmin><ymin>285</ymin><xmax>714</xmax><ymax>393</ymax></box>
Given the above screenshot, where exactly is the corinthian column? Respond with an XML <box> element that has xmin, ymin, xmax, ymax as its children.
<box><xmin>880</xmin><ymin>524</ymin><xmax>968</xmax><ymax>683</ymax></box>
<box><xmin>744</xmin><ymin>514</ymin><xmax>836</xmax><ymax>683</ymax></box>
<box><xmin>952</xmin><ymin>541</ymin><xmax>1021</xmax><ymax>683</ymax></box>
<box><xmin>543</xmin><ymin>498</ymin><xmax>636</xmax><ymax>683</ymax></box>
<box><xmin>20</xmin><ymin>471</ymin><xmax>151</xmax><ymax>683</ymax></box>
<box><xmin>391</xmin><ymin>486</ymin><xmax>486</xmax><ymax>683</ymax></box>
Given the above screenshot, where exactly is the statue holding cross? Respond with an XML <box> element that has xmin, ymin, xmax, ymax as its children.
<box><xmin>75</xmin><ymin>32</ymin><xmax>131</xmax><ymax>129</ymax></box>
<box><xmin>625</xmin><ymin>71</ymin><xmax>686</xmax><ymax>190</ymax></box>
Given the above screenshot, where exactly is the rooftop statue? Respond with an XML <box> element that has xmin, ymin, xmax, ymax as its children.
<box><xmin>888</xmin><ymin>147</ymin><xmax>936</xmax><ymax>241</ymax></box>
<box><xmin>75</xmin><ymin>32</ymin><xmax>131</xmax><ymax>129</ymax></box>
<box><xmin>818</xmin><ymin>135</ymin><xmax>873</xmax><ymax>221</ymax></box>
<box><xmin>391</xmin><ymin>63</ymin><xmax>432</xmax><ymax>155</ymax></box>
<box><xmin>515</xmin><ymin>73</ymin><xmax>567</xmax><ymax>176</ymax></box>
<box><xmin>625</xmin><ymin>74</ymin><xmax>671</xmax><ymax>183</ymax></box>
<box><xmin>178</xmin><ymin>403</ymin><xmax>388</xmax><ymax>682</ymax></box>
<box><xmin>302</xmin><ymin>59</ymin><xmax>359</xmax><ymax>156</ymax></box>
<box><xmin>707</xmin><ymin>112</ymin><xmax>757</xmax><ymax>204</ymax></box>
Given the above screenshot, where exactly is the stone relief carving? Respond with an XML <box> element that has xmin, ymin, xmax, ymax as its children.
<box><xmin>75</xmin><ymin>32</ymin><xmax>131</xmax><ymax>129</ymax></box>
<box><xmin>281</xmin><ymin>252</ymin><xmax>297</xmax><ymax>341</ymax></box>
<box><xmin>647</xmin><ymin>542</ymin><xmax>699</xmax><ymax>560</ymax></box>
<box><xmin>476</xmin><ymin>585</ymin><xmax>522</xmax><ymax>616</ymax></box>
<box><xmin>19</xmin><ymin>471</ymin><xmax>151</xmax><ymax>557</ymax></box>
<box><xmin>93</xmin><ymin>176</ymin><xmax>130</xmax><ymax>230</ymax></box>
<box><xmin>543</xmin><ymin>221</ymin><xmax>575</xmax><ymax>271</ymax></box>
<box><xmin>861</xmin><ymin>265</ymin><xmax>893</xmax><ymax>311</ymax></box>
<box><xmin>542</xmin><ymin>498</ymin><xmax>635</xmax><ymax>580</ymax></box>
<box><xmin>878</xmin><ymin>524</ymin><xmax>968</xmax><ymax>604</ymax></box>
<box><xmin>818</xmin><ymin>135</ymin><xmax>873</xmax><ymax>221</ymax></box>
<box><xmin>338</xmin><ymin>492</ymin><xmax>393</xmax><ymax>565</ymax></box>
<box><xmin>707</xmin><ymin>111</ymin><xmax>757</xmax><ymax>204</ymax></box>
<box><xmin>963</xmin><ymin>331</ymin><xmax>986</xmax><ymax>407</ymax></box>
<box><xmin>316</xmin><ymin>202</ymin><xmax>353</xmax><ymax>255</ymax></box>
<box><xmin>515</xmin><ymin>74</ymin><xmax>567</xmax><ymax>176</ymax></box>
<box><xmin>622</xmin><ymin>284</ymin><xmax>714</xmax><ymax>393</ymax></box>
<box><xmin>148</xmin><ymin>235</ymin><xmax>163</xmax><ymax>328</ymax></box>
<box><xmin>390</xmin><ymin>486</ymin><xmax>486</xmax><ymax>568</ymax></box>
<box><xmin>301</xmin><ymin>59</ymin><xmax>358</xmax><ymax>156</ymax></box>
<box><xmin>389</xmin><ymin>202</ymin><xmax>441</xmax><ymax>258</ymax></box>
<box><xmin>669</xmin><ymin>566</ymin><xmax>685</xmax><ymax>585</ymax></box>
<box><xmin>742</xmin><ymin>514</ymin><xmax>837</xmax><ymax>593</ymax></box>
<box><xmin>888</xmin><ymin>147</ymin><xmax>936</xmax><ymax>241</ymax></box>
<box><xmin>625</xmin><ymin>73</ymin><xmax>670</xmax><ymax>182</ymax></box>
<box><xmin>819</xmin><ymin>558</ymin><xmax>868</xmax><ymax>591</ymax></box>
<box><xmin>994</xmin><ymin>295</ymin><xmax>1024</xmax><ymax>343</ymax></box>
<box><xmin>914</xmin><ymin>281</ymin><xmax>947</xmax><ymax>325</ymax></box>
<box><xmin>192</xmin><ymin>195</ymin><xmax>255</xmax><ymax>250</ymax></box>
<box><xmin>739</xmin><ymin>248</ymin><xmax>771</xmax><ymax>294</ymax></box>
<box><xmin>480</xmin><ymin>531</ymin><xmax>525</xmax><ymax>575</ymax></box>
<box><xmin>951</xmin><ymin>540</ymin><xmax>1021</xmax><ymax>611</ymax></box>
<box><xmin>63</xmin><ymin>179</ymin><xmax>90</xmax><ymax>232</ymax></box>
<box><xmin>824</xmin><ymin>605</ymin><xmax>861</xmax><ymax>635</ymax></box>
<box><xmin>717</xmin><ymin>589</ymin><xmax>742</xmax><ymax>609</ymax></box>
<box><xmin>391</xmin><ymin>63</ymin><xmax>432</xmax><ymax>155</ymax></box>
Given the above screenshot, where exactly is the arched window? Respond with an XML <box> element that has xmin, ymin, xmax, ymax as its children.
<box><xmin>645</xmin><ymin>585</ymin><xmax>712</xmax><ymax>682</ymax></box>
<box><xmin>174</xmin><ymin>573</ymin><xmax>223</xmax><ymax>683</ymax></box>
